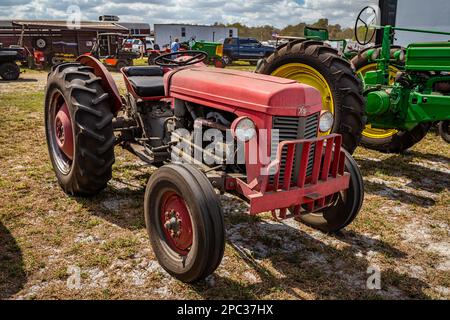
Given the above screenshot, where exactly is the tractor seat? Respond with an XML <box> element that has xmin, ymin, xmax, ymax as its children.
<box><xmin>123</xmin><ymin>66</ymin><xmax>165</xmax><ymax>97</ymax></box>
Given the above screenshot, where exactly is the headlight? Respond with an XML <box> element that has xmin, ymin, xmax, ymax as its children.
<box><xmin>319</xmin><ymin>111</ymin><xmax>334</xmax><ymax>133</ymax></box>
<box><xmin>232</xmin><ymin>117</ymin><xmax>256</xmax><ymax>142</ymax></box>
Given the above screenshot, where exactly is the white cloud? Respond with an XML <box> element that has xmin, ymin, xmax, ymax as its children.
<box><xmin>0</xmin><ymin>0</ymin><xmax>378</xmax><ymax>28</ymax></box>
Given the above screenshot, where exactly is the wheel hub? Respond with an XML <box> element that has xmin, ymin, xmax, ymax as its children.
<box><xmin>54</xmin><ymin>103</ymin><xmax>74</xmax><ymax>160</ymax></box>
<box><xmin>164</xmin><ymin>209</ymin><xmax>182</xmax><ymax>238</ymax></box>
<box><xmin>161</xmin><ymin>192</ymin><xmax>193</xmax><ymax>255</ymax></box>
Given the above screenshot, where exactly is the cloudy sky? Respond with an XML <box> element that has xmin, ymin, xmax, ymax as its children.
<box><xmin>0</xmin><ymin>0</ymin><xmax>377</xmax><ymax>28</ymax></box>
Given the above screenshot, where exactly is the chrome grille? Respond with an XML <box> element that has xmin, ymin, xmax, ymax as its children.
<box><xmin>271</xmin><ymin>113</ymin><xmax>319</xmax><ymax>185</ymax></box>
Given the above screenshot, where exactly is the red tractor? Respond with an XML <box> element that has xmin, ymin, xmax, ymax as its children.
<box><xmin>44</xmin><ymin>51</ymin><xmax>364</xmax><ymax>282</ymax></box>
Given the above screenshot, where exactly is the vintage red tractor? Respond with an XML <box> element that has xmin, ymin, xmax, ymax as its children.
<box><xmin>44</xmin><ymin>51</ymin><xmax>364</xmax><ymax>282</ymax></box>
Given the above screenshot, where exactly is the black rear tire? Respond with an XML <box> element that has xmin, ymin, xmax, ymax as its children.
<box><xmin>144</xmin><ymin>164</ymin><xmax>225</xmax><ymax>283</ymax></box>
<box><xmin>222</xmin><ymin>54</ymin><xmax>232</xmax><ymax>66</ymax></box>
<box><xmin>0</xmin><ymin>62</ymin><xmax>20</xmax><ymax>80</ymax></box>
<box><xmin>116</xmin><ymin>60</ymin><xmax>127</xmax><ymax>71</ymax></box>
<box><xmin>256</xmin><ymin>40</ymin><xmax>365</xmax><ymax>154</ymax></box>
<box><xmin>360</xmin><ymin>123</ymin><xmax>431</xmax><ymax>153</ymax></box>
<box><xmin>296</xmin><ymin>149</ymin><xmax>364</xmax><ymax>233</ymax></box>
<box><xmin>147</xmin><ymin>52</ymin><xmax>160</xmax><ymax>65</ymax></box>
<box><xmin>45</xmin><ymin>62</ymin><xmax>115</xmax><ymax>195</ymax></box>
<box><xmin>438</xmin><ymin>121</ymin><xmax>450</xmax><ymax>144</ymax></box>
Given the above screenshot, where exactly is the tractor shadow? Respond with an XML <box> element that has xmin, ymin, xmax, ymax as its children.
<box><xmin>73</xmin><ymin>159</ymin><xmax>434</xmax><ymax>299</ymax></box>
<box><xmin>355</xmin><ymin>153</ymin><xmax>449</xmax><ymax>207</ymax></box>
<box><xmin>0</xmin><ymin>222</ymin><xmax>26</xmax><ymax>299</ymax></box>
<box><xmin>406</xmin><ymin>150</ymin><xmax>450</xmax><ymax>166</ymax></box>
<box><xmin>76</xmin><ymin>163</ymin><xmax>152</xmax><ymax>231</ymax></box>
<box><xmin>0</xmin><ymin>78</ymin><xmax>38</xmax><ymax>84</ymax></box>
<box><xmin>191</xmin><ymin>210</ymin><xmax>430</xmax><ymax>299</ymax></box>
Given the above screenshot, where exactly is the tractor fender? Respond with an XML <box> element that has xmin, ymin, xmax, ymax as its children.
<box><xmin>76</xmin><ymin>54</ymin><xmax>122</xmax><ymax>114</ymax></box>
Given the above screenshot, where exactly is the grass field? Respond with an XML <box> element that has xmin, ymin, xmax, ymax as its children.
<box><xmin>0</xmin><ymin>67</ymin><xmax>449</xmax><ymax>300</ymax></box>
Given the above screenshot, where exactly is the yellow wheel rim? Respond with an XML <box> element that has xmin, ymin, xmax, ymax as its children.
<box><xmin>271</xmin><ymin>63</ymin><xmax>334</xmax><ymax>135</ymax></box>
<box><xmin>356</xmin><ymin>63</ymin><xmax>399</xmax><ymax>140</ymax></box>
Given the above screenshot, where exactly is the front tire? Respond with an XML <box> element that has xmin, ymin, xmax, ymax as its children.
<box><xmin>45</xmin><ymin>62</ymin><xmax>115</xmax><ymax>196</ymax></box>
<box><xmin>116</xmin><ymin>60</ymin><xmax>127</xmax><ymax>71</ymax></box>
<box><xmin>296</xmin><ymin>150</ymin><xmax>364</xmax><ymax>233</ymax></box>
<box><xmin>145</xmin><ymin>164</ymin><xmax>225</xmax><ymax>283</ymax></box>
<box><xmin>438</xmin><ymin>121</ymin><xmax>450</xmax><ymax>144</ymax></box>
<box><xmin>0</xmin><ymin>62</ymin><xmax>20</xmax><ymax>80</ymax></box>
<box><xmin>256</xmin><ymin>40</ymin><xmax>365</xmax><ymax>154</ymax></box>
<box><xmin>222</xmin><ymin>54</ymin><xmax>232</xmax><ymax>66</ymax></box>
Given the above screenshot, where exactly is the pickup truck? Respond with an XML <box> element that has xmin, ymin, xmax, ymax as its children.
<box><xmin>0</xmin><ymin>45</ymin><xmax>24</xmax><ymax>80</ymax></box>
<box><xmin>222</xmin><ymin>37</ymin><xmax>275</xmax><ymax>65</ymax></box>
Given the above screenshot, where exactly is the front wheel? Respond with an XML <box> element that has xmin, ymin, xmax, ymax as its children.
<box><xmin>296</xmin><ymin>150</ymin><xmax>364</xmax><ymax>233</ymax></box>
<box><xmin>147</xmin><ymin>52</ymin><xmax>159</xmax><ymax>65</ymax></box>
<box><xmin>144</xmin><ymin>164</ymin><xmax>225</xmax><ymax>283</ymax></box>
<box><xmin>0</xmin><ymin>62</ymin><xmax>20</xmax><ymax>80</ymax></box>
<box><xmin>222</xmin><ymin>54</ymin><xmax>232</xmax><ymax>66</ymax></box>
<box><xmin>438</xmin><ymin>121</ymin><xmax>450</xmax><ymax>144</ymax></box>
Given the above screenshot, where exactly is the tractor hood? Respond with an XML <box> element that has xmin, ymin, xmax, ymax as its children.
<box><xmin>166</xmin><ymin>67</ymin><xmax>322</xmax><ymax>117</ymax></box>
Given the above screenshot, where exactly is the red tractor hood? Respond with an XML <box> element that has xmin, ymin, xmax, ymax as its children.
<box><xmin>166</xmin><ymin>67</ymin><xmax>322</xmax><ymax>116</ymax></box>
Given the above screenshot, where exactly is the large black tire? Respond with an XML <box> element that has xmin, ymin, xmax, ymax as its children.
<box><xmin>296</xmin><ymin>149</ymin><xmax>364</xmax><ymax>233</ymax></box>
<box><xmin>0</xmin><ymin>62</ymin><xmax>20</xmax><ymax>80</ymax></box>
<box><xmin>222</xmin><ymin>54</ymin><xmax>232</xmax><ymax>66</ymax></box>
<box><xmin>359</xmin><ymin>123</ymin><xmax>431</xmax><ymax>153</ymax></box>
<box><xmin>45</xmin><ymin>62</ymin><xmax>115</xmax><ymax>195</ymax></box>
<box><xmin>256</xmin><ymin>40</ymin><xmax>365</xmax><ymax>154</ymax></box>
<box><xmin>438</xmin><ymin>121</ymin><xmax>450</xmax><ymax>144</ymax></box>
<box><xmin>351</xmin><ymin>47</ymin><xmax>431</xmax><ymax>153</ymax></box>
<box><xmin>144</xmin><ymin>164</ymin><xmax>225</xmax><ymax>283</ymax></box>
<box><xmin>116</xmin><ymin>60</ymin><xmax>127</xmax><ymax>71</ymax></box>
<box><xmin>147</xmin><ymin>52</ymin><xmax>160</xmax><ymax>65</ymax></box>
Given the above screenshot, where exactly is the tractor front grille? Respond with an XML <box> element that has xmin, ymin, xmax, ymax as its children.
<box><xmin>271</xmin><ymin>113</ymin><xmax>319</xmax><ymax>186</ymax></box>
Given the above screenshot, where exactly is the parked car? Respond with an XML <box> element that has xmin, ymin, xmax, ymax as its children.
<box><xmin>222</xmin><ymin>37</ymin><xmax>275</xmax><ymax>65</ymax></box>
<box><xmin>0</xmin><ymin>44</ymin><xmax>24</xmax><ymax>80</ymax></box>
<box><xmin>123</xmin><ymin>37</ymin><xmax>156</xmax><ymax>55</ymax></box>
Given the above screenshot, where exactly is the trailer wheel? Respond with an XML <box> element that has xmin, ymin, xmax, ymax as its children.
<box><xmin>45</xmin><ymin>63</ymin><xmax>115</xmax><ymax>196</ymax></box>
<box><xmin>256</xmin><ymin>40</ymin><xmax>365</xmax><ymax>154</ymax></box>
<box><xmin>222</xmin><ymin>54</ymin><xmax>232</xmax><ymax>66</ymax></box>
<box><xmin>147</xmin><ymin>52</ymin><xmax>160</xmax><ymax>65</ymax></box>
<box><xmin>34</xmin><ymin>37</ymin><xmax>47</xmax><ymax>50</ymax></box>
<box><xmin>296</xmin><ymin>150</ymin><xmax>364</xmax><ymax>233</ymax></box>
<box><xmin>116</xmin><ymin>60</ymin><xmax>127</xmax><ymax>71</ymax></box>
<box><xmin>0</xmin><ymin>62</ymin><xmax>20</xmax><ymax>80</ymax></box>
<box><xmin>438</xmin><ymin>121</ymin><xmax>450</xmax><ymax>144</ymax></box>
<box><xmin>144</xmin><ymin>164</ymin><xmax>225</xmax><ymax>283</ymax></box>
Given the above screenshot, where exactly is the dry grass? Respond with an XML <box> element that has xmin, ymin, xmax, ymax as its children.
<box><xmin>0</xmin><ymin>67</ymin><xmax>449</xmax><ymax>300</ymax></box>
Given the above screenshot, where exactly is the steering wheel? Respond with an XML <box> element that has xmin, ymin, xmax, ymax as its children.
<box><xmin>154</xmin><ymin>50</ymin><xmax>208</xmax><ymax>67</ymax></box>
<box><xmin>355</xmin><ymin>6</ymin><xmax>379</xmax><ymax>45</ymax></box>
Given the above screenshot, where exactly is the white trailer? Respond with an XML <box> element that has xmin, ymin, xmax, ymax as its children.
<box><xmin>379</xmin><ymin>0</ymin><xmax>450</xmax><ymax>47</ymax></box>
<box><xmin>153</xmin><ymin>24</ymin><xmax>238</xmax><ymax>48</ymax></box>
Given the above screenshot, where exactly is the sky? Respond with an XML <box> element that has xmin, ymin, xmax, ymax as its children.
<box><xmin>0</xmin><ymin>0</ymin><xmax>378</xmax><ymax>29</ymax></box>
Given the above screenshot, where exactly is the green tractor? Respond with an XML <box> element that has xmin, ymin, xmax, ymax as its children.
<box><xmin>350</xmin><ymin>6</ymin><xmax>450</xmax><ymax>152</ymax></box>
<box><xmin>303</xmin><ymin>26</ymin><xmax>359</xmax><ymax>61</ymax></box>
<box><xmin>189</xmin><ymin>40</ymin><xmax>225</xmax><ymax>68</ymax></box>
<box><xmin>257</xmin><ymin>29</ymin><xmax>366</xmax><ymax>154</ymax></box>
<box><xmin>258</xmin><ymin>7</ymin><xmax>450</xmax><ymax>153</ymax></box>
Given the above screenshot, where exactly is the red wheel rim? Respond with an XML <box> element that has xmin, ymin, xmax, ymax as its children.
<box><xmin>160</xmin><ymin>191</ymin><xmax>193</xmax><ymax>255</ymax></box>
<box><xmin>54</xmin><ymin>102</ymin><xmax>74</xmax><ymax>160</ymax></box>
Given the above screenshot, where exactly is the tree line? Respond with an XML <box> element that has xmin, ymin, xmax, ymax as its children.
<box><xmin>213</xmin><ymin>19</ymin><xmax>356</xmax><ymax>41</ymax></box>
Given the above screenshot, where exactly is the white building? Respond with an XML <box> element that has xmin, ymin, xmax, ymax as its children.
<box><xmin>153</xmin><ymin>24</ymin><xmax>238</xmax><ymax>48</ymax></box>
<box><xmin>394</xmin><ymin>0</ymin><xmax>450</xmax><ymax>47</ymax></box>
